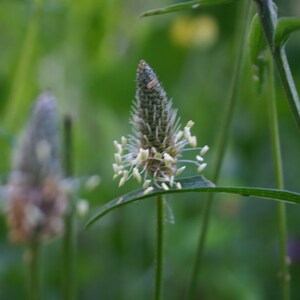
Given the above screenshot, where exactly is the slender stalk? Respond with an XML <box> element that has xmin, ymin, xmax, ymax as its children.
<box><xmin>29</xmin><ymin>239</ymin><xmax>41</xmax><ymax>300</ymax></box>
<box><xmin>186</xmin><ymin>1</ymin><xmax>252</xmax><ymax>299</ymax></box>
<box><xmin>154</xmin><ymin>194</ymin><xmax>165</xmax><ymax>300</ymax></box>
<box><xmin>5</xmin><ymin>0</ymin><xmax>43</xmax><ymax>130</ymax></box>
<box><xmin>254</xmin><ymin>0</ymin><xmax>300</xmax><ymax>130</ymax></box>
<box><xmin>63</xmin><ymin>115</ymin><xmax>76</xmax><ymax>300</ymax></box>
<box><xmin>267</xmin><ymin>56</ymin><xmax>290</xmax><ymax>300</ymax></box>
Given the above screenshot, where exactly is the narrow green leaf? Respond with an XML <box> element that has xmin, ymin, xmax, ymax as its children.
<box><xmin>248</xmin><ymin>14</ymin><xmax>267</xmax><ymax>91</ymax></box>
<box><xmin>140</xmin><ymin>0</ymin><xmax>232</xmax><ymax>17</ymax></box>
<box><xmin>86</xmin><ymin>176</ymin><xmax>300</xmax><ymax>228</ymax></box>
<box><xmin>275</xmin><ymin>17</ymin><xmax>300</xmax><ymax>48</ymax></box>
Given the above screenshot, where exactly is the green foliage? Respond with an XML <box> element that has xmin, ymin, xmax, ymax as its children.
<box><xmin>140</xmin><ymin>0</ymin><xmax>232</xmax><ymax>17</ymax></box>
<box><xmin>87</xmin><ymin>175</ymin><xmax>300</xmax><ymax>228</ymax></box>
<box><xmin>275</xmin><ymin>17</ymin><xmax>300</xmax><ymax>47</ymax></box>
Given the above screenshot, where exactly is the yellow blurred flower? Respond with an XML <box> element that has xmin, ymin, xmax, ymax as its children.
<box><xmin>170</xmin><ymin>15</ymin><xmax>219</xmax><ymax>49</ymax></box>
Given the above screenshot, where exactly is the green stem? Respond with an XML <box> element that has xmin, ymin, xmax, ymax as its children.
<box><xmin>29</xmin><ymin>240</ymin><xmax>41</xmax><ymax>300</ymax></box>
<box><xmin>254</xmin><ymin>0</ymin><xmax>300</xmax><ymax>130</ymax></box>
<box><xmin>186</xmin><ymin>1</ymin><xmax>252</xmax><ymax>299</ymax></box>
<box><xmin>63</xmin><ymin>116</ymin><xmax>76</xmax><ymax>300</ymax></box>
<box><xmin>267</xmin><ymin>55</ymin><xmax>290</xmax><ymax>300</ymax></box>
<box><xmin>154</xmin><ymin>194</ymin><xmax>165</xmax><ymax>300</ymax></box>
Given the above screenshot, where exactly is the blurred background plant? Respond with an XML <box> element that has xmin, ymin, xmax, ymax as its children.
<box><xmin>0</xmin><ymin>0</ymin><xmax>300</xmax><ymax>299</ymax></box>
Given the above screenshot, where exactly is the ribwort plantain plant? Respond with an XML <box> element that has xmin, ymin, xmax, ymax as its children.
<box><xmin>113</xmin><ymin>60</ymin><xmax>209</xmax><ymax>194</ymax></box>
<box><xmin>112</xmin><ymin>60</ymin><xmax>209</xmax><ymax>300</ymax></box>
<box><xmin>6</xmin><ymin>92</ymin><xmax>67</xmax><ymax>300</ymax></box>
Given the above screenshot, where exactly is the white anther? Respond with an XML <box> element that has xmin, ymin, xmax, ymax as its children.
<box><xmin>113</xmin><ymin>163</ymin><xmax>123</xmax><ymax>174</ymax></box>
<box><xmin>175</xmin><ymin>166</ymin><xmax>186</xmax><ymax>176</ymax></box>
<box><xmin>170</xmin><ymin>176</ymin><xmax>174</xmax><ymax>186</ymax></box>
<box><xmin>122</xmin><ymin>170</ymin><xmax>129</xmax><ymax>180</ymax></box>
<box><xmin>186</xmin><ymin>120</ymin><xmax>195</xmax><ymax>128</ymax></box>
<box><xmin>200</xmin><ymin>145</ymin><xmax>209</xmax><ymax>156</ymax></box>
<box><xmin>151</xmin><ymin>147</ymin><xmax>157</xmax><ymax>154</ymax></box>
<box><xmin>184</xmin><ymin>126</ymin><xmax>191</xmax><ymax>139</ymax></box>
<box><xmin>114</xmin><ymin>140</ymin><xmax>123</xmax><ymax>154</ymax></box>
<box><xmin>163</xmin><ymin>153</ymin><xmax>174</xmax><ymax>164</ymax></box>
<box><xmin>133</xmin><ymin>168</ymin><xmax>142</xmax><ymax>183</ymax></box>
<box><xmin>119</xmin><ymin>177</ymin><xmax>127</xmax><ymax>187</ymax></box>
<box><xmin>133</xmin><ymin>153</ymin><xmax>141</xmax><ymax>165</ymax></box>
<box><xmin>121</xmin><ymin>136</ymin><xmax>127</xmax><ymax>147</ymax></box>
<box><xmin>144</xmin><ymin>186</ymin><xmax>154</xmax><ymax>195</ymax></box>
<box><xmin>140</xmin><ymin>148</ymin><xmax>149</xmax><ymax>161</ymax></box>
<box><xmin>189</xmin><ymin>136</ymin><xmax>197</xmax><ymax>147</ymax></box>
<box><xmin>176</xmin><ymin>182</ymin><xmax>182</xmax><ymax>189</ymax></box>
<box><xmin>161</xmin><ymin>183</ymin><xmax>169</xmax><ymax>190</ymax></box>
<box><xmin>143</xmin><ymin>179</ymin><xmax>151</xmax><ymax>189</ymax></box>
<box><xmin>197</xmin><ymin>163</ymin><xmax>207</xmax><ymax>173</ymax></box>
<box><xmin>114</xmin><ymin>153</ymin><xmax>122</xmax><ymax>165</ymax></box>
<box><xmin>196</xmin><ymin>155</ymin><xmax>204</xmax><ymax>162</ymax></box>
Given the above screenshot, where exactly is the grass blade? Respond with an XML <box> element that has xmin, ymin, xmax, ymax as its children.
<box><xmin>86</xmin><ymin>175</ymin><xmax>300</xmax><ymax>228</ymax></box>
<box><xmin>140</xmin><ymin>0</ymin><xmax>232</xmax><ymax>17</ymax></box>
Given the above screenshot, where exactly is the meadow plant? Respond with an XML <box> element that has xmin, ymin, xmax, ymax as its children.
<box><xmin>113</xmin><ymin>60</ymin><xmax>209</xmax><ymax>194</ymax></box>
<box><xmin>6</xmin><ymin>92</ymin><xmax>67</xmax><ymax>244</ymax></box>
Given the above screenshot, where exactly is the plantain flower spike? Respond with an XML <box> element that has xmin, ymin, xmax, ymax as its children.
<box><xmin>6</xmin><ymin>92</ymin><xmax>67</xmax><ymax>243</ymax></box>
<box><xmin>113</xmin><ymin>60</ymin><xmax>209</xmax><ymax>193</ymax></box>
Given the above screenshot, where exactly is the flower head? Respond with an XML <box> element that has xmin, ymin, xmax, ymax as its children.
<box><xmin>6</xmin><ymin>92</ymin><xmax>67</xmax><ymax>243</ymax></box>
<box><xmin>113</xmin><ymin>60</ymin><xmax>209</xmax><ymax>193</ymax></box>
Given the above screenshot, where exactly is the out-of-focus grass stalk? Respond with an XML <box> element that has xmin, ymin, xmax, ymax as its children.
<box><xmin>154</xmin><ymin>194</ymin><xmax>165</xmax><ymax>300</ymax></box>
<box><xmin>29</xmin><ymin>239</ymin><xmax>41</xmax><ymax>300</ymax></box>
<box><xmin>186</xmin><ymin>1</ymin><xmax>252</xmax><ymax>299</ymax></box>
<box><xmin>63</xmin><ymin>116</ymin><xmax>76</xmax><ymax>300</ymax></box>
<box><xmin>267</xmin><ymin>56</ymin><xmax>290</xmax><ymax>300</ymax></box>
<box><xmin>5</xmin><ymin>0</ymin><xmax>43</xmax><ymax>130</ymax></box>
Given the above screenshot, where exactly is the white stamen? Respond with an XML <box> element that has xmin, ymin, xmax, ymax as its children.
<box><xmin>143</xmin><ymin>179</ymin><xmax>151</xmax><ymax>189</ymax></box>
<box><xmin>197</xmin><ymin>163</ymin><xmax>207</xmax><ymax>173</ymax></box>
<box><xmin>133</xmin><ymin>152</ymin><xmax>142</xmax><ymax>165</ymax></box>
<box><xmin>144</xmin><ymin>186</ymin><xmax>154</xmax><ymax>195</ymax></box>
<box><xmin>151</xmin><ymin>147</ymin><xmax>157</xmax><ymax>154</ymax></box>
<box><xmin>176</xmin><ymin>182</ymin><xmax>182</xmax><ymax>189</ymax></box>
<box><xmin>140</xmin><ymin>148</ymin><xmax>149</xmax><ymax>161</ymax></box>
<box><xmin>123</xmin><ymin>170</ymin><xmax>129</xmax><ymax>180</ymax></box>
<box><xmin>163</xmin><ymin>153</ymin><xmax>174</xmax><ymax>165</ymax></box>
<box><xmin>133</xmin><ymin>168</ymin><xmax>142</xmax><ymax>183</ymax></box>
<box><xmin>113</xmin><ymin>163</ymin><xmax>123</xmax><ymax>174</ymax></box>
<box><xmin>114</xmin><ymin>140</ymin><xmax>123</xmax><ymax>154</ymax></box>
<box><xmin>184</xmin><ymin>126</ymin><xmax>191</xmax><ymax>139</ymax></box>
<box><xmin>119</xmin><ymin>177</ymin><xmax>127</xmax><ymax>187</ymax></box>
<box><xmin>175</xmin><ymin>166</ymin><xmax>186</xmax><ymax>175</ymax></box>
<box><xmin>200</xmin><ymin>145</ymin><xmax>209</xmax><ymax>156</ymax></box>
<box><xmin>186</xmin><ymin>120</ymin><xmax>195</xmax><ymax>128</ymax></box>
<box><xmin>121</xmin><ymin>136</ymin><xmax>127</xmax><ymax>147</ymax></box>
<box><xmin>170</xmin><ymin>176</ymin><xmax>174</xmax><ymax>186</ymax></box>
<box><xmin>114</xmin><ymin>153</ymin><xmax>122</xmax><ymax>165</ymax></box>
<box><xmin>196</xmin><ymin>155</ymin><xmax>204</xmax><ymax>162</ymax></box>
<box><xmin>161</xmin><ymin>183</ymin><xmax>169</xmax><ymax>191</ymax></box>
<box><xmin>189</xmin><ymin>136</ymin><xmax>197</xmax><ymax>147</ymax></box>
